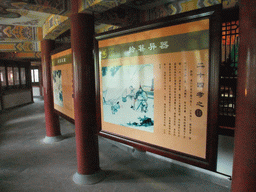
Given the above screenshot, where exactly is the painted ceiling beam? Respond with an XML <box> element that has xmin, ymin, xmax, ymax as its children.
<box><xmin>42</xmin><ymin>15</ymin><xmax>70</xmax><ymax>40</ymax></box>
<box><xmin>78</xmin><ymin>0</ymin><xmax>134</xmax><ymax>13</ymax></box>
<box><xmin>41</xmin><ymin>0</ymin><xmax>134</xmax><ymax>40</ymax></box>
<box><xmin>0</xmin><ymin>52</ymin><xmax>41</xmax><ymax>60</ymax></box>
<box><xmin>0</xmin><ymin>0</ymin><xmax>239</xmax><ymax>61</ymax></box>
<box><xmin>41</xmin><ymin>0</ymin><xmax>239</xmax><ymax>41</ymax></box>
<box><xmin>0</xmin><ymin>41</ymin><xmax>41</xmax><ymax>52</ymax></box>
<box><xmin>0</xmin><ymin>25</ymin><xmax>42</xmax><ymax>42</ymax></box>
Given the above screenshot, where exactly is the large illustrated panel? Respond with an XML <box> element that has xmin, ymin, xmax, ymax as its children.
<box><xmin>99</xmin><ymin>19</ymin><xmax>210</xmax><ymax>159</ymax></box>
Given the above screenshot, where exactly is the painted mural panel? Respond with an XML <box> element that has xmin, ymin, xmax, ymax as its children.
<box><xmin>99</xmin><ymin>19</ymin><xmax>210</xmax><ymax>159</ymax></box>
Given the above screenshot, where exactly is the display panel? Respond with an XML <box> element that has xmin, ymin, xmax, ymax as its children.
<box><xmin>51</xmin><ymin>48</ymin><xmax>74</xmax><ymax>119</ymax></box>
<box><xmin>98</xmin><ymin>19</ymin><xmax>211</xmax><ymax>159</ymax></box>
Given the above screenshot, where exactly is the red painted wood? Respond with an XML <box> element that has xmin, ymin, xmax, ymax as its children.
<box><xmin>71</xmin><ymin>0</ymin><xmax>78</xmax><ymax>14</ymax></box>
<box><xmin>232</xmin><ymin>1</ymin><xmax>256</xmax><ymax>191</ymax></box>
<box><xmin>41</xmin><ymin>40</ymin><xmax>61</xmax><ymax>137</ymax></box>
<box><xmin>71</xmin><ymin>13</ymin><xmax>100</xmax><ymax>175</ymax></box>
<box><xmin>0</xmin><ymin>75</ymin><xmax>2</xmax><ymax>110</ymax></box>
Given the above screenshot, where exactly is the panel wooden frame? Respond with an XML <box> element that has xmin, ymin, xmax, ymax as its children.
<box><xmin>54</xmin><ymin>109</ymin><xmax>75</xmax><ymax>124</ymax></box>
<box><xmin>95</xmin><ymin>5</ymin><xmax>222</xmax><ymax>171</ymax></box>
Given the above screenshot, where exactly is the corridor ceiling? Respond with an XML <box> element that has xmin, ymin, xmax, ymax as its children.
<box><xmin>0</xmin><ymin>0</ymin><xmax>237</xmax><ymax>61</ymax></box>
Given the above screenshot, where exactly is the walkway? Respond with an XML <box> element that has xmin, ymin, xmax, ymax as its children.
<box><xmin>0</xmin><ymin>98</ymin><xmax>231</xmax><ymax>191</ymax></box>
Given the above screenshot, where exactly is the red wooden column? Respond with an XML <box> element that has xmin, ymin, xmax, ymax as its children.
<box><xmin>0</xmin><ymin>77</ymin><xmax>2</xmax><ymax>110</ymax></box>
<box><xmin>231</xmin><ymin>0</ymin><xmax>256</xmax><ymax>191</ymax></box>
<box><xmin>71</xmin><ymin>13</ymin><xmax>105</xmax><ymax>185</ymax></box>
<box><xmin>41</xmin><ymin>40</ymin><xmax>62</xmax><ymax>143</ymax></box>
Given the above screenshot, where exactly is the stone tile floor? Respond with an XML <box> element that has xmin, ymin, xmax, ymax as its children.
<box><xmin>0</xmin><ymin>97</ymin><xmax>230</xmax><ymax>192</ymax></box>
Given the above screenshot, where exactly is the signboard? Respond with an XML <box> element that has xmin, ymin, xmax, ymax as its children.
<box><xmin>99</xmin><ymin>19</ymin><xmax>209</xmax><ymax>159</ymax></box>
<box><xmin>96</xmin><ymin>7</ymin><xmax>221</xmax><ymax>170</ymax></box>
<box><xmin>51</xmin><ymin>48</ymin><xmax>74</xmax><ymax>119</ymax></box>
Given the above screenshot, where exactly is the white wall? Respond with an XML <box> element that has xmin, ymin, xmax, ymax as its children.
<box><xmin>217</xmin><ymin>135</ymin><xmax>234</xmax><ymax>176</ymax></box>
<box><xmin>3</xmin><ymin>90</ymin><xmax>32</xmax><ymax>109</ymax></box>
<box><xmin>32</xmin><ymin>87</ymin><xmax>40</xmax><ymax>97</ymax></box>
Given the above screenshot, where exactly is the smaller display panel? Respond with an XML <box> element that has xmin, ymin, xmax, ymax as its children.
<box><xmin>51</xmin><ymin>49</ymin><xmax>74</xmax><ymax>119</ymax></box>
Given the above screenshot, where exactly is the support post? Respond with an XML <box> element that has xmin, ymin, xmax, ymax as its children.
<box><xmin>231</xmin><ymin>0</ymin><xmax>256</xmax><ymax>191</ymax></box>
<box><xmin>0</xmin><ymin>76</ymin><xmax>2</xmax><ymax>111</ymax></box>
<box><xmin>71</xmin><ymin>13</ymin><xmax>105</xmax><ymax>185</ymax></box>
<box><xmin>41</xmin><ymin>40</ymin><xmax>62</xmax><ymax>144</ymax></box>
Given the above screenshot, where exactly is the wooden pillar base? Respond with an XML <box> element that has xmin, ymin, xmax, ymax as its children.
<box><xmin>42</xmin><ymin>135</ymin><xmax>63</xmax><ymax>144</ymax></box>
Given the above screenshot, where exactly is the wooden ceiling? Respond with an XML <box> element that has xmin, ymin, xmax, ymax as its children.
<box><xmin>0</xmin><ymin>0</ymin><xmax>238</xmax><ymax>61</ymax></box>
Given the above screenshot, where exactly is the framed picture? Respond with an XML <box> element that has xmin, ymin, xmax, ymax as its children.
<box><xmin>95</xmin><ymin>5</ymin><xmax>221</xmax><ymax>170</ymax></box>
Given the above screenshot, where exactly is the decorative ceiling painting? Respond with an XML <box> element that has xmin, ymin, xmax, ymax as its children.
<box><xmin>95</xmin><ymin>23</ymin><xmax>119</xmax><ymax>34</ymax></box>
<box><xmin>223</xmin><ymin>0</ymin><xmax>238</xmax><ymax>9</ymax></box>
<box><xmin>140</xmin><ymin>0</ymin><xmax>221</xmax><ymax>22</ymax></box>
<box><xmin>42</xmin><ymin>14</ymin><xmax>70</xmax><ymax>39</ymax></box>
<box><xmin>0</xmin><ymin>41</ymin><xmax>40</xmax><ymax>52</ymax></box>
<box><xmin>0</xmin><ymin>24</ymin><xmax>42</xmax><ymax>42</ymax></box>
<box><xmin>0</xmin><ymin>0</ymin><xmax>70</xmax><ymax>60</ymax></box>
<box><xmin>125</xmin><ymin>0</ymin><xmax>177</xmax><ymax>10</ymax></box>
<box><xmin>0</xmin><ymin>0</ymin><xmax>239</xmax><ymax>61</ymax></box>
<box><xmin>92</xmin><ymin>0</ymin><xmax>222</xmax><ymax>29</ymax></box>
<box><xmin>0</xmin><ymin>52</ymin><xmax>41</xmax><ymax>59</ymax></box>
<box><xmin>94</xmin><ymin>6</ymin><xmax>139</xmax><ymax>26</ymax></box>
<box><xmin>0</xmin><ymin>0</ymin><xmax>70</xmax><ymax>16</ymax></box>
<box><xmin>0</xmin><ymin>9</ymin><xmax>51</xmax><ymax>27</ymax></box>
<box><xmin>79</xmin><ymin>0</ymin><xmax>134</xmax><ymax>13</ymax></box>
